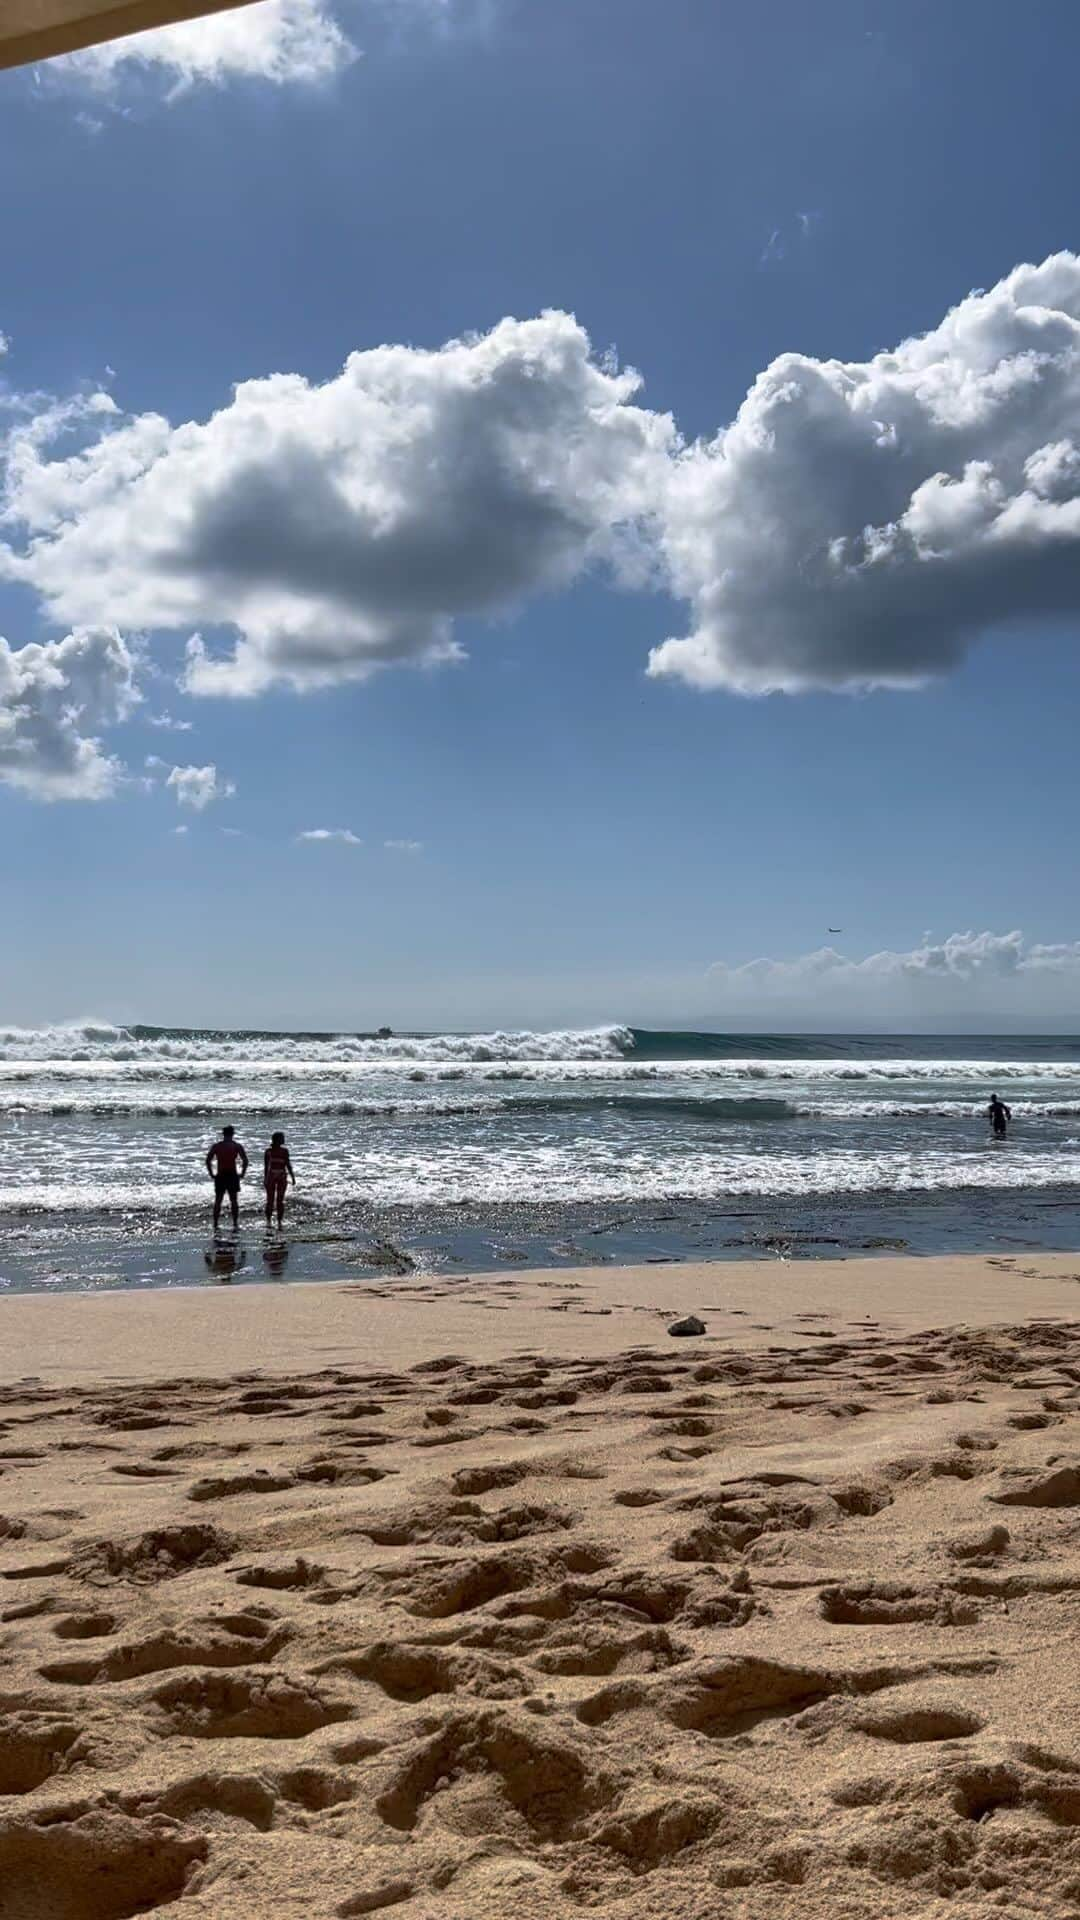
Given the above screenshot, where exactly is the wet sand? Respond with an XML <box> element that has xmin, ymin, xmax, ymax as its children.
<box><xmin>4</xmin><ymin>1249</ymin><xmax>1080</xmax><ymax>1382</ymax></box>
<box><xmin>0</xmin><ymin>1252</ymin><xmax>1078</xmax><ymax>1917</ymax></box>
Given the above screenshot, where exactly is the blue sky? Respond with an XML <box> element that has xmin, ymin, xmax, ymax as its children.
<box><xmin>4</xmin><ymin>0</ymin><xmax>1080</xmax><ymax>1030</ymax></box>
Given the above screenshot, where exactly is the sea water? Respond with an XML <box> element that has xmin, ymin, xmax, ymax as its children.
<box><xmin>1</xmin><ymin>1023</ymin><xmax>1078</xmax><ymax>1290</ymax></box>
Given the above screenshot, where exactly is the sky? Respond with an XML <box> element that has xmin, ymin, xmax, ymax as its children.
<box><xmin>4</xmin><ymin>0</ymin><xmax>1080</xmax><ymax>1032</ymax></box>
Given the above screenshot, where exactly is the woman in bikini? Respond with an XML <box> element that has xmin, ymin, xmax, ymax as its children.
<box><xmin>263</xmin><ymin>1131</ymin><xmax>296</xmax><ymax>1230</ymax></box>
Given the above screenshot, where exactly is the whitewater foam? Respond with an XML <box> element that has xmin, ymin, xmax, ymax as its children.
<box><xmin>0</xmin><ymin>1022</ymin><xmax>637</xmax><ymax>1065</ymax></box>
<box><xmin>2</xmin><ymin>1025</ymin><xmax>1080</xmax><ymax>1248</ymax></box>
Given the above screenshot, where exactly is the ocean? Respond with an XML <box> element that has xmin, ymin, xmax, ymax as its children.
<box><xmin>1</xmin><ymin>1023</ymin><xmax>1079</xmax><ymax>1291</ymax></box>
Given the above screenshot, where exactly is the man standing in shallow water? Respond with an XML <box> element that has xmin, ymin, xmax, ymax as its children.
<box><xmin>206</xmin><ymin>1125</ymin><xmax>248</xmax><ymax>1232</ymax></box>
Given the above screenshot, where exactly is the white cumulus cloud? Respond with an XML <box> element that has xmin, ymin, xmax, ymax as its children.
<box><xmin>8</xmin><ymin>256</ymin><xmax>1080</xmax><ymax>721</ymax></box>
<box><xmin>1</xmin><ymin>313</ymin><xmax>673</xmax><ymax>698</ymax></box>
<box><xmin>0</xmin><ymin>626</ymin><xmax>137</xmax><ymax>800</ymax></box>
<box><xmin>296</xmin><ymin>827</ymin><xmax>362</xmax><ymax>844</ymax></box>
<box><xmin>55</xmin><ymin>0</ymin><xmax>355</xmax><ymax>95</ymax></box>
<box><xmin>165</xmin><ymin>762</ymin><xmax>235</xmax><ymax>810</ymax></box>
<box><xmin>651</xmin><ymin>252</ymin><xmax>1080</xmax><ymax>691</ymax></box>
<box><xmin>384</xmin><ymin>837</ymin><xmax>422</xmax><ymax>852</ymax></box>
<box><xmin>707</xmin><ymin>930</ymin><xmax>1080</xmax><ymax>1020</ymax></box>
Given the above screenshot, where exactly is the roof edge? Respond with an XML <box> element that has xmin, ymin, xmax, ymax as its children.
<box><xmin>0</xmin><ymin>0</ymin><xmax>259</xmax><ymax>71</ymax></box>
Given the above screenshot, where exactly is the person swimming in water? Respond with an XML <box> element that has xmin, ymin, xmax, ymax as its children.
<box><xmin>263</xmin><ymin>1131</ymin><xmax>296</xmax><ymax>1229</ymax></box>
<box><xmin>987</xmin><ymin>1093</ymin><xmax>1011</xmax><ymax>1139</ymax></box>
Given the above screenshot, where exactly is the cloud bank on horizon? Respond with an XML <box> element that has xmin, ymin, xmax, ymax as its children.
<box><xmin>5</xmin><ymin>255</ymin><xmax>1080</xmax><ymax>794</ymax></box>
<box><xmin>707</xmin><ymin>929</ymin><xmax>1080</xmax><ymax>1021</ymax></box>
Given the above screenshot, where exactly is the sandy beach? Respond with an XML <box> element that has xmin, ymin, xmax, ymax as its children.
<box><xmin>1</xmin><ymin>1251</ymin><xmax>1078</xmax><ymax>1917</ymax></box>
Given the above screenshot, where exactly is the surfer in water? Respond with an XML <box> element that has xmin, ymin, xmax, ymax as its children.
<box><xmin>206</xmin><ymin>1125</ymin><xmax>248</xmax><ymax>1231</ymax></box>
<box><xmin>987</xmin><ymin>1093</ymin><xmax>1011</xmax><ymax>1140</ymax></box>
<box><xmin>263</xmin><ymin>1131</ymin><xmax>296</xmax><ymax>1230</ymax></box>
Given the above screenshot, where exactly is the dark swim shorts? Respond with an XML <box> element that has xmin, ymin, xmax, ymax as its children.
<box><xmin>215</xmin><ymin>1171</ymin><xmax>241</xmax><ymax>1201</ymax></box>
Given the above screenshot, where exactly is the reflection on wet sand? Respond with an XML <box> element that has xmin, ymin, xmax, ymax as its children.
<box><xmin>204</xmin><ymin>1242</ymin><xmax>247</xmax><ymax>1283</ymax></box>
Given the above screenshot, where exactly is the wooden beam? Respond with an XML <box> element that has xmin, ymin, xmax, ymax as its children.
<box><xmin>0</xmin><ymin>0</ymin><xmax>262</xmax><ymax>70</ymax></box>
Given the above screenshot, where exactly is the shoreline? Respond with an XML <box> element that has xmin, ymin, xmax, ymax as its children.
<box><xmin>3</xmin><ymin>1178</ymin><xmax>1080</xmax><ymax>1294</ymax></box>
<box><xmin>2</xmin><ymin>1248</ymin><xmax>1078</xmax><ymax>1386</ymax></box>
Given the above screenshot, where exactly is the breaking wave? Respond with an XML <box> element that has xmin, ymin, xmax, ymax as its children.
<box><xmin>3</xmin><ymin>1024</ymin><xmax>1080</xmax><ymax>1249</ymax></box>
<box><xmin>5</xmin><ymin>1022</ymin><xmax>1080</xmax><ymax>1070</ymax></box>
